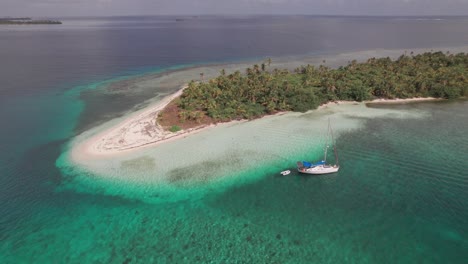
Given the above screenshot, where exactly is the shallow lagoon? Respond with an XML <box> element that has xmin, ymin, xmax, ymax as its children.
<box><xmin>43</xmin><ymin>48</ymin><xmax>465</xmax><ymax>263</ymax></box>
<box><xmin>1</xmin><ymin>17</ymin><xmax>467</xmax><ymax>261</ymax></box>
<box><xmin>5</xmin><ymin>99</ymin><xmax>468</xmax><ymax>263</ymax></box>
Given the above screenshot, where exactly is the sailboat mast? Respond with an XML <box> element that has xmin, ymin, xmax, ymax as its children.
<box><xmin>323</xmin><ymin>119</ymin><xmax>331</xmax><ymax>162</ymax></box>
<box><xmin>324</xmin><ymin>145</ymin><xmax>328</xmax><ymax>162</ymax></box>
<box><xmin>330</xmin><ymin>120</ymin><xmax>339</xmax><ymax>165</ymax></box>
<box><xmin>334</xmin><ymin>146</ymin><xmax>339</xmax><ymax>165</ymax></box>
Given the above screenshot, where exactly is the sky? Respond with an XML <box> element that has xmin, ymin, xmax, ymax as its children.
<box><xmin>1</xmin><ymin>0</ymin><xmax>468</xmax><ymax>17</ymax></box>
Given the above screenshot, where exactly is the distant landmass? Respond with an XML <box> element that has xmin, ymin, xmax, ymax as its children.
<box><xmin>0</xmin><ymin>17</ymin><xmax>62</xmax><ymax>25</ymax></box>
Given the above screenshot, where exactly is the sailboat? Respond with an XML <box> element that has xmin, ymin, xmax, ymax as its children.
<box><xmin>297</xmin><ymin>119</ymin><xmax>340</xmax><ymax>175</ymax></box>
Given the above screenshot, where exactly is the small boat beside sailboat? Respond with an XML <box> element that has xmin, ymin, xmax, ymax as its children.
<box><xmin>297</xmin><ymin>119</ymin><xmax>340</xmax><ymax>175</ymax></box>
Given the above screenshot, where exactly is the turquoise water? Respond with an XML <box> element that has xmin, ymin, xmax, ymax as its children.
<box><xmin>2</xmin><ymin>95</ymin><xmax>467</xmax><ymax>263</ymax></box>
<box><xmin>1</xmin><ymin>16</ymin><xmax>468</xmax><ymax>263</ymax></box>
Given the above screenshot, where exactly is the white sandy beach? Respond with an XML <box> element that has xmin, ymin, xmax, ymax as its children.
<box><xmin>71</xmin><ymin>85</ymin><xmax>208</xmax><ymax>160</ymax></box>
<box><xmin>69</xmin><ymin>45</ymin><xmax>468</xmax><ymax>164</ymax></box>
<box><xmin>71</xmin><ymin>88</ymin><xmax>441</xmax><ymax>162</ymax></box>
<box><xmin>61</xmin><ymin>57</ymin><xmax>446</xmax><ymax>194</ymax></box>
<box><xmin>317</xmin><ymin>97</ymin><xmax>443</xmax><ymax>109</ymax></box>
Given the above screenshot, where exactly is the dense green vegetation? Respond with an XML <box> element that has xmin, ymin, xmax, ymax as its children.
<box><xmin>172</xmin><ymin>52</ymin><xmax>467</xmax><ymax>123</ymax></box>
<box><xmin>169</xmin><ymin>125</ymin><xmax>182</xmax><ymax>132</ymax></box>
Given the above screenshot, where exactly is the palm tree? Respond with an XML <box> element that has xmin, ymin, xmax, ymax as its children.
<box><xmin>164</xmin><ymin>52</ymin><xmax>466</xmax><ymax>130</ymax></box>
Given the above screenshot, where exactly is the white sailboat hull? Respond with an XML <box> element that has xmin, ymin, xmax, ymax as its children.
<box><xmin>297</xmin><ymin>119</ymin><xmax>340</xmax><ymax>175</ymax></box>
<box><xmin>298</xmin><ymin>165</ymin><xmax>339</xmax><ymax>175</ymax></box>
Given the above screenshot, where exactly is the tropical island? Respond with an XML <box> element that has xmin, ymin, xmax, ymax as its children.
<box><xmin>71</xmin><ymin>51</ymin><xmax>467</xmax><ymax>157</ymax></box>
<box><xmin>0</xmin><ymin>17</ymin><xmax>62</xmax><ymax>25</ymax></box>
<box><xmin>158</xmin><ymin>51</ymin><xmax>467</xmax><ymax>131</ymax></box>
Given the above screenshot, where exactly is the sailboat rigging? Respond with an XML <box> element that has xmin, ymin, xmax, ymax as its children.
<box><xmin>297</xmin><ymin>119</ymin><xmax>340</xmax><ymax>175</ymax></box>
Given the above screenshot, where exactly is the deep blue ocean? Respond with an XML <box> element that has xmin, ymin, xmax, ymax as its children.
<box><xmin>1</xmin><ymin>16</ymin><xmax>467</xmax><ymax>263</ymax></box>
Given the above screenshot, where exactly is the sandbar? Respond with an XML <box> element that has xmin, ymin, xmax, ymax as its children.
<box><xmin>71</xmin><ymin>86</ymin><xmax>201</xmax><ymax>159</ymax></box>
<box><xmin>70</xmin><ymin>46</ymin><xmax>468</xmax><ymax>162</ymax></box>
<box><xmin>71</xmin><ymin>88</ymin><xmax>441</xmax><ymax>162</ymax></box>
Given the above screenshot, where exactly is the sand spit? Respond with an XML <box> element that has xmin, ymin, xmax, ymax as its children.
<box><xmin>70</xmin><ymin>45</ymin><xmax>468</xmax><ymax>161</ymax></box>
<box><xmin>71</xmin><ymin>86</ymin><xmax>200</xmax><ymax>159</ymax></box>
<box><xmin>72</xmin><ymin>91</ymin><xmax>440</xmax><ymax>162</ymax></box>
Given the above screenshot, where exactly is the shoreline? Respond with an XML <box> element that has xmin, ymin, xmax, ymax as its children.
<box><xmin>318</xmin><ymin>97</ymin><xmax>443</xmax><ymax>109</ymax></box>
<box><xmin>70</xmin><ymin>92</ymin><xmax>442</xmax><ymax>161</ymax></box>
<box><xmin>365</xmin><ymin>97</ymin><xmax>444</xmax><ymax>105</ymax></box>
<box><xmin>71</xmin><ymin>85</ymin><xmax>191</xmax><ymax>160</ymax></box>
<box><xmin>68</xmin><ymin>46</ymin><xmax>468</xmax><ymax>162</ymax></box>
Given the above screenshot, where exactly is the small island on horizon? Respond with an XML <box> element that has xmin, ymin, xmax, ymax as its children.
<box><xmin>0</xmin><ymin>17</ymin><xmax>62</xmax><ymax>25</ymax></box>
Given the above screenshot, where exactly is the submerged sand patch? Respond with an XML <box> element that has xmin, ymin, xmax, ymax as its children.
<box><xmin>63</xmin><ymin>101</ymin><xmax>429</xmax><ymax>189</ymax></box>
<box><xmin>57</xmin><ymin>46</ymin><xmax>467</xmax><ymax>201</ymax></box>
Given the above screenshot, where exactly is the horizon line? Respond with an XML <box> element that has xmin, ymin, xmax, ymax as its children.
<box><xmin>3</xmin><ymin>14</ymin><xmax>468</xmax><ymax>19</ymax></box>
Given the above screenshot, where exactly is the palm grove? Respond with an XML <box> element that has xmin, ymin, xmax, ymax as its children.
<box><xmin>158</xmin><ymin>52</ymin><xmax>467</xmax><ymax>128</ymax></box>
